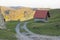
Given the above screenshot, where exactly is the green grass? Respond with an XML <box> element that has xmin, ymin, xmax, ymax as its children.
<box><xmin>0</xmin><ymin>21</ymin><xmax>18</xmax><ymax>40</ymax></box>
<box><xmin>0</xmin><ymin>21</ymin><xmax>27</xmax><ymax>40</ymax></box>
<box><xmin>19</xmin><ymin>22</ymin><xmax>27</xmax><ymax>33</ymax></box>
<box><xmin>27</xmin><ymin>9</ymin><xmax>60</xmax><ymax>36</ymax></box>
<box><xmin>0</xmin><ymin>9</ymin><xmax>60</xmax><ymax>40</ymax></box>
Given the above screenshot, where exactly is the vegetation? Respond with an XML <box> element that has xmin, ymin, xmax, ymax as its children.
<box><xmin>0</xmin><ymin>21</ymin><xmax>18</xmax><ymax>40</ymax></box>
<box><xmin>27</xmin><ymin>9</ymin><xmax>60</xmax><ymax>36</ymax></box>
<box><xmin>0</xmin><ymin>9</ymin><xmax>60</xmax><ymax>40</ymax></box>
<box><xmin>19</xmin><ymin>22</ymin><xmax>27</xmax><ymax>32</ymax></box>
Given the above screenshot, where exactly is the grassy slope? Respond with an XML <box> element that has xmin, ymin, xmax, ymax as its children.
<box><xmin>0</xmin><ymin>21</ymin><xmax>18</xmax><ymax>40</ymax></box>
<box><xmin>0</xmin><ymin>9</ymin><xmax>60</xmax><ymax>40</ymax></box>
<box><xmin>27</xmin><ymin>9</ymin><xmax>60</xmax><ymax>36</ymax></box>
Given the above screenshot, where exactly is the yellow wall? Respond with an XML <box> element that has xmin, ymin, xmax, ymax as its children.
<box><xmin>0</xmin><ymin>6</ymin><xmax>35</xmax><ymax>21</ymax></box>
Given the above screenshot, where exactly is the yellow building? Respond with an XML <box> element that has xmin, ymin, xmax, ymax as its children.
<box><xmin>0</xmin><ymin>6</ymin><xmax>35</xmax><ymax>21</ymax></box>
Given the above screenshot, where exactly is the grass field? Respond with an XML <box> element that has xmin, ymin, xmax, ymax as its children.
<box><xmin>0</xmin><ymin>21</ymin><xmax>18</xmax><ymax>40</ymax></box>
<box><xmin>0</xmin><ymin>9</ymin><xmax>60</xmax><ymax>40</ymax></box>
<box><xmin>27</xmin><ymin>9</ymin><xmax>60</xmax><ymax>36</ymax></box>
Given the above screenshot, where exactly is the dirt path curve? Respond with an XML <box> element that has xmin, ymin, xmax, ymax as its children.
<box><xmin>15</xmin><ymin>23</ymin><xmax>33</xmax><ymax>40</ymax></box>
<box><xmin>22</xmin><ymin>22</ymin><xmax>60</xmax><ymax>40</ymax></box>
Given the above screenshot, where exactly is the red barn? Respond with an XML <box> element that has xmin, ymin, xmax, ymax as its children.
<box><xmin>34</xmin><ymin>10</ymin><xmax>50</xmax><ymax>22</ymax></box>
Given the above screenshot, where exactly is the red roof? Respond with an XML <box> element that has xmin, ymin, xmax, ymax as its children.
<box><xmin>34</xmin><ymin>10</ymin><xmax>48</xmax><ymax>19</ymax></box>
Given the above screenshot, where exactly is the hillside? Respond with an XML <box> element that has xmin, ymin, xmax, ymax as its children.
<box><xmin>0</xmin><ymin>6</ymin><xmax>35</xmax><ymax>21</ymax></box>
<box><xmin>27</xmin><ymin>9</ymin><xmax>60</xmax><ymax>36</ymax></box>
